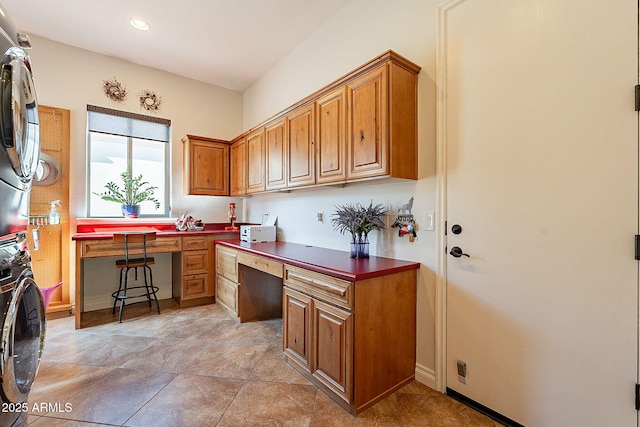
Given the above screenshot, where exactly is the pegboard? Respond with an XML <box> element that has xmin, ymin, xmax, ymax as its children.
<box><xmin>29</xmin><ymin>105</ymin><xmax>71</xmax><ymax>312</ymax></box>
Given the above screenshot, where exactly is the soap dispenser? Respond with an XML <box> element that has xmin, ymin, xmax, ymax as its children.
<box><xmin>48</xmin><ymin>200</ymin><xmax>61</xmax><ymax>225</ymax></box>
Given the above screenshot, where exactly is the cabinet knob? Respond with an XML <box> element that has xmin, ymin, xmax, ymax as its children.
<box><xmin>360</xmin><ymin>130</ymin><xmax>365</xmax><ymax>142</ymax></box>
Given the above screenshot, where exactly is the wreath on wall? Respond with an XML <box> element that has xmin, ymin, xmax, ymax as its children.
<box><xmin>139</xmin><ymin>90</ymin><xmax>162</xmax><ymax>111</ymax></box>
<box><xmin>102</xmin><ymin>77</ymin><xmax>128</xmax><ymax>102</ymax></box>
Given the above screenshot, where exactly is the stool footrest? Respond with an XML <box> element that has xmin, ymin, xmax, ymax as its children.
<box><xmin>112</xmin><ymin>285</ymin><xmax>160</xmax><ymax>301</ymax></box>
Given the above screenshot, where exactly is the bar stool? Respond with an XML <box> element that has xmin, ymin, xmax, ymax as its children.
<box><xmin>111</xmin><ymin>232</ymin><xmax>160</xmax><ymax>323</ymax></box>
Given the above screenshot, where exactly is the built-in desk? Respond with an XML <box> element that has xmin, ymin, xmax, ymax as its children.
<box><xmin>72</xmin><ymin>223</ymin><xmax>239</xmax><ymax>329</ymax></box>
<box><xmin>214</xmin><ymin>240</ymin><xmax>420</xmax><ymax>415</ymax></box>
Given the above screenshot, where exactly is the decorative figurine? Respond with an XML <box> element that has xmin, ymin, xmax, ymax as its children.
<box><xmin>391</xmin><ymin>197</ymin><xmax>418</xmax><ymax>242</ymax></box>
<box><xmin>225</xmin><ymin>202</ymin><xmax>238</xmax><ymax>230</ymax></box>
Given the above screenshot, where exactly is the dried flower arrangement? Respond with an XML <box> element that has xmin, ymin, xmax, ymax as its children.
<box><xmin>331</xmin><ymin>201</ymin><xmax>387</xmax><ymax>258</ymax></box>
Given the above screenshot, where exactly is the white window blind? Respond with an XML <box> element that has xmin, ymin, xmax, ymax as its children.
<box><xmin>87</xmin><ymin>105</ymin><xmax>170</xmax><ymax>142</ymax></box>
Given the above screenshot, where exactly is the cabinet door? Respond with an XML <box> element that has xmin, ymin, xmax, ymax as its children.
<box><xmin>182</xmin><ymin>249</ymin><xmax>208</xmax><ymax>275</ymax></box>
<box><xmin>316</xmin><ymin>87</ymin><xmax>346</xmax><ymax>184</ymax></box>
<box><xmin>283</xmin><ymin>287</ymin><xmax>313</xmax><ymax>372</ymax></box>
<box><xmin>216</xmin><ymin>245</ymin><xmax>238</xmax><ymax>282</ymax></box>
<box><xmin>312</xmin><ymin>299</ymin><xmax>353</xmax><ymax>403</ymax></box>
<box><xmin>230</xmin><ymin>137</ymin><xmax>246</xmax><ymax>196</ymax></box>
<box><xmin>183</xmin><ymin>136</ymin><xmax>230</xmax><ymax>195</ymax></box>
<box><xmin>183</xmin><ymin>274</ymin><xmax>208</xmax><ymax>299</ymax></box>
<box><xmin>346</xmin><ymin>66</ymin><xmax>388</xmax><ymax>180</ymax></box>
<box><xmin>287</xmin><ymin>103</ymin><xmax>315</xmax><ymax>188</ymax></box>
<box><xmin>265</xmin><ymin>117</ymin><xmax>287</xmax><ymax>190</ymax></box>
<box><xmin>216</xmin><ymin>273</ymin><xmax>238</xmax><ymax>315</ymax></box>
<box><xmin>246</xmin><ymin>128</ymin><xmax>266</xmax><ymax>193</ymax></box>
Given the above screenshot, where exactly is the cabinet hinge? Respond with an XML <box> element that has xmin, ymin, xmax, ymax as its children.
<box><xmin>635</xmin><ymin>383</ymin><xmax>640</xmax><ymax>410</ymax></box>
<box><xmin>635</xmin><ymin>85</ymin><xmax>640</xmax><ymax>111</ymax></box>
<box><xmin>635</xmin><ymin>235</ymin><xmax>640</xmax><ymax>260</ymax></box>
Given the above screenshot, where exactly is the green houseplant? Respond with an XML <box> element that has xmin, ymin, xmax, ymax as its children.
<box><xmin>331</xmin><ymin>201</ymin><xmax>387</xmax><ymax>258</ymax></box>
<box><xmin>93</xmin><ymin>171</ymin><xmax>160</xmax><ymax>218</ymax></box>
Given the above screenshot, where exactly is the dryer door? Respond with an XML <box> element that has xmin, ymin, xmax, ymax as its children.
<box><xmin>0</xmin><ymin>46</ymin><xmax>39</xmax><ymax>187</ymax></box>
<box><xmin>0</xmin><ymin>274</ymin><xmax>45</xmax><ymax>403</ymax></box>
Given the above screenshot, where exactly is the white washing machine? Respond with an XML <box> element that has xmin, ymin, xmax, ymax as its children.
<box><xmin>0</xmin><ymin>3</ymin><xmax>44</xmax><ymax>426</ymax></box>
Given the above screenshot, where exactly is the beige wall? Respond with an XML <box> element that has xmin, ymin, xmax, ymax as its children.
<box><xmin>27</xmin><ymin>36</ymin><xmax>245</xmax><ymax>223</ymax></box>
<box><xmin>242</xmin><ymin>0</ymin><xmax>439</xmax><ymax>384</ymax></box>
<box><xmin>26</xmin><ymin>36</ymin><xmax>245</xmax><ymax>311</ymax></box>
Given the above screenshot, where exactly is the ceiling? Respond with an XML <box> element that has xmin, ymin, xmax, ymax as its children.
<box><xmin>1</xmin><ymin>0</ymin><xmax>350</xmax><ymax>91</ymax></box>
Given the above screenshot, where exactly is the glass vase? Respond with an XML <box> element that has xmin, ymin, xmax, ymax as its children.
<box><xmin>350</xmin><ymin>234</ymin><xmax>370</xmax><ymax>259</ymax></box>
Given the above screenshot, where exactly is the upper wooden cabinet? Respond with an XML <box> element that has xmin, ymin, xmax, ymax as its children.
<box><xmin>182</xmin><ymin>135</ymin><xmax>230</xmax><ymax>196</ymax></box>
<box><xmin>230</xmin><ymin>136</ymin><xmax>246</xmax><ymax>196</ymax></box>
<box><xmin>287</xmin><ymin>103</ymin><xmax>315</xmax><ymax>188</ymax></box>
<box><xmin>185</xmin><ymin>51</ymin><xmax>420</xmax><ymax>197</ymax></box>
<box><xmin>316</xmin><ymin>87</ymin><xmax>347</xmax><ymax>184</ymax></box>
<box><xmin>347</xmin><ymin>58</ymin><xmax>418</xmax><ymax>180</ymax></box>
<box><xmin>265</xmin><ymin>117</ymin><xmax>287</xmax><ymax>190</ymax></box>
<box><xmin>246</xmin><ymin>128</ymin><xmax>266</xmax><ymax>194</ymax></box>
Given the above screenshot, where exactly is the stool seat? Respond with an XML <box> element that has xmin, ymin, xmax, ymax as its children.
<box><xmin>116</xmin><ymin>257</ymin><xmax>155</xmax><ymax>269</ymax></box>
<box><xmin>111</xmin><ymin>232</ymin><xmax>160</xmax><ymax>322</ymax></box>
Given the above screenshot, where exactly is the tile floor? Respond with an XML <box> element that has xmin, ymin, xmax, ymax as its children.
<box><xmin>27</xmin><ymin>303</ymin><xmax>502</xmax><ymax>426</ymax></box>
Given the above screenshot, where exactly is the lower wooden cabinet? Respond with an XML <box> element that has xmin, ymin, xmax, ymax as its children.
<box><xmin>311</xmin><ymin>298</ymin><xmax>353</xmax><ymax>403</ymax></box>
<box><xmin>284</xmin><ymin>285</ymin><xmax>354</xmax><ymax>403</ymax></box>
<box><xmin>213</xmin><ymin>242</ymin><xmax>416</xmax><ymax>415</ymax></box>
<box><xmin>182</xmin><ymin>274</ymin><xmax>208</xmax><ymax>299</ymax></box>
<box><xmin>173</xmin><ymin>236</ymin><xmax>214</xmax><ymax>306</ymax></box>
<box><xmin>216</xmin><ymin>273</ymin><xmax>238</xmax><ymax>316</ymax></box>
<box><xmin>283</xmin><ymin>287</ymin><xmax>312</xmax><ymax>372</ymax></box>
<box><xmin>283</xmin><ymin>264</ymin><xmax>416</xmax><ymax>415</ymax></box>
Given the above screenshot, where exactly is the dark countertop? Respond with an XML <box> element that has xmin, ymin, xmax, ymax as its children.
<box><xmin>215</xmin><ymin>240</ymin><xmax>420</xmax><ymax>282</ymax></box>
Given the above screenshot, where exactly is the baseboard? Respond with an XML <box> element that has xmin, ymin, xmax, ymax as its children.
<box><xmin>446</xmin><ymin>388</ymin><xmax>525</xmax><ymax>427</ymax></box>
<box><xmin>415</xmin><ymin>363</ymin><xmax>437</xmax><ymax>389</ymax></box>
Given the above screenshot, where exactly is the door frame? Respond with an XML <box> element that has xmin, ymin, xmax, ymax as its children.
<box><xmin>433</xmin><ymin>0</ymin><xmax>467</xmax><ymax>393</ymax></box>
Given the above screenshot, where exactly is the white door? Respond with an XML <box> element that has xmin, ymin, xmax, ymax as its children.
<box><xmin>442</xmin><ymin>0</ymin><xmax>638</xmax><ymax>425</ymax></box>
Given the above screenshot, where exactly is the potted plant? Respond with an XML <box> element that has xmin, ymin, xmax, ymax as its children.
<box><xmin>93</xmin><ymin>171</ymin><xmax>160</xmax><ymax>218</ymax></box>
<box><xmin>331</xmin><ymin>201</ymin><xmax>387</xmax><ymax>258</ymax></box>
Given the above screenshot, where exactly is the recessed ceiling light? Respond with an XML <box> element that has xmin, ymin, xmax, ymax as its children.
<box><xmin>130</xmin><ymin>18</ymin><xmax>150</xmax><ymax>31</ymax></box>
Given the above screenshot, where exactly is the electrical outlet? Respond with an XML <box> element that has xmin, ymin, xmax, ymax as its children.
<box><xmin>457</xmin><ymin>360</ymin><xmax>467</xmax><ymax>384</ymax></box>
<box><xmin>316</xmin><ymin>212</ymin><xmax>323</xmax><ymax>223</ymax></box>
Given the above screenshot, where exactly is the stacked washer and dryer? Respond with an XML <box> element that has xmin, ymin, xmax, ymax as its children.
<box><xmin>0</xmin><ymin>4</ymin><xmax>45</xmax><ymax>427</ymax></box>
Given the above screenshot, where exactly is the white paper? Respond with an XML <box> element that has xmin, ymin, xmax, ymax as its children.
<box><xmin>262</xmin><ymin>214</ymin><xmax>277</xmax><ymax>226</ymax></box>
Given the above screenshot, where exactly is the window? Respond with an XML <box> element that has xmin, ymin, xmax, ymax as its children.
<box><xmin>87</xmin><ymin>105</ymin><xmax>171</xmax><ymax>217</ymax></box>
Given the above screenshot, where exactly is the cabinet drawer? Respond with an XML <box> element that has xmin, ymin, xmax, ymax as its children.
<box><xmin>284</xmin><ymin>265</ymin><xmax>353</xmax><ymax>310</ymax></box>
<box><xmin>81</xmin><ymin>237</ymin><xmax>181</xmax><ymax>258</ymax></box>
<box><xmin>237</xmin><ymin>251</ymin><xmax>283</xmax><ymax>278</ymax></box>
<box><xmin>216</xmin><ymin>273</ymin><xmax>238</xmax><ymax>313</ymax></box>
<box><xmin>216</xmin><ymin>246</ymin><xmax>238</xmax><ymax>281</ymax></box>
<box><xmin>182</xmin><ymin>249</ymin><xmax>208</xmax><ymax>275</ymax></box>
<box><xmin>182</xmin><ymin>236</ymin><xmax>207</xmax><ymax>251</ymax></box>
<box><xmin>183</xmin><ymin>274</ymin><xmax>208</xmax><ymax>299</ymax></box>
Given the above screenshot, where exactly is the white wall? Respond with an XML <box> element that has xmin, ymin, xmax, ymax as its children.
<box><xmin>27</xmin><ymin>36</ymin><xmax>245</xmax><ymax>223</ymax></box>
<box><xmin>242</xmin><ymin>0</ymin><xmax>440</xmax><ymax>383</ymax></box>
